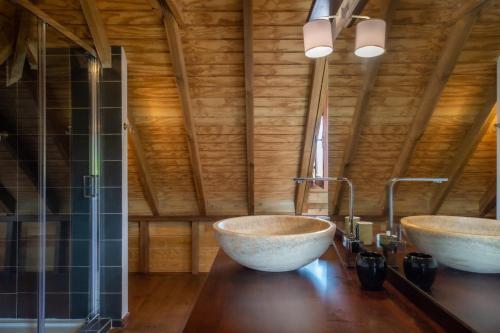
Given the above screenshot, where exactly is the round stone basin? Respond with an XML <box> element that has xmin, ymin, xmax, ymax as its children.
<box><xmin>213</xmin><ymin>215</ymin><xmax>336</xmax><ymax>272</ymax></box>
<box><xmin>401</xmin><ymin>215</ymin><xmax>500</xmax><ymax>273</ymax></box>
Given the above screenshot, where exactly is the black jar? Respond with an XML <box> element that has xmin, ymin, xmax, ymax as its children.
<box><xmin>356</xmin><ymin>251</ymin><xmax>387</xmax><ymax>291</ymax></box>
<box><xmin>403</xmin><ymin>252</ymin><xmax>438</xmax><ymax>292</ymax></box>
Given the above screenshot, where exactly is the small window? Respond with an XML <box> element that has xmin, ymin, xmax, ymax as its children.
<box><xmin>312</xmin><ymin>111</ymin><xmax>328</xmax><ymax>189</ymax></box>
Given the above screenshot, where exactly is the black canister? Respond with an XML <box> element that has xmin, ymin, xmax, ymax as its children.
<box><xmin>356</xmin><ymin>251</ymin><xmax>387</xmax><ymax>291</ymax></box>
<box><xmin>403</xmin><ymin>252</ymin><xmax>438</xmax><ymax>292</ymax></box>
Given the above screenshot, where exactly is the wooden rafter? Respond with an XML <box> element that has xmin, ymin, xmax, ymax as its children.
<box><xmin>9</xmin><ymin>0</ymin><xmax>96</xmax><ymax>57</ymax></box>
<box><xmin>479</xmin><ymin>179</ymin><xmax>496</xmax><ymax>217</ymax></box>
<box><xmin>7</xmin><ymin>10</ymin><xmax>30</xmax><ymax>86</ymax></box>
<box><xmin>128</xmin><ymin>118</ymin><xmax>160</xmax><ymax>216</ymax></box>
<box><xmin>79</xmin><ymin>0</ymin><xmax>111</xmax><ymax>68</ymax></box>
<box><xmin>243</xmin><ymin>0</ymin><xmax>254</xmax><ymax>215</ymax></box>
<box><xmin>164</xmin><ymin>0</ymin><xmax>184</xmax><ymax>27</ymax></box>
<box><xmin>0</xmin><ymin>29</ymin><xmax>13</xmax><ymax>66</ymax></box>
<box><xmin>431</xmin><ymin>93</ymin><xmax>497</xmax><ymax>214</ymax></box>
<box><xmin>331</xmin><ymin>0</ymin><xmax>399</xmax><ymax>215</ymax></box>
<box><xmin>159</xmin><ymin>0</ymin><xmax>207</xmax><ymax>215</ymax></box>
<box><xmin>139</xmin><ymin>220</ymin><xmax>150</xmax><ymax>273</ymax></box>
<box><xmin>295</xmin><ymin>58</ymin><xmax>328</xmax><ymax>215</ymax></box>
<box><xmin>450</xmin><ymin>0</ymin><xmax>491</xmax><ymax>23</ymax></box>
<box><xmin>25</xmin><ymin>38</ymin><xmax>37</xmax><ymax>69</ymax></box>
<box><xmin>0</xmin><ymin>115</ymin><xmax>59</xmax><ymax>213</ymax></box>
<box><xmin>377</xmin><ymin>3</ymin><xmax>483</xmax><ymax>214</ymax></box>
<box><xmin>303</xmin><ymin>65</ymin><xmax>329</xmax><ymax>212</ymax></box>
<box><xmin>0</xmin><ymin>182</ymin><xmax>16</xmax><ymax>213</ymax></box>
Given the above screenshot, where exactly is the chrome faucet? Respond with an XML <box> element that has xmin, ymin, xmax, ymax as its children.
<box><xmin>377</xmin><ymin>177</ymin><xmax>448</xmax><ymax>267</ymax></box>
<box><xmin>293</xmin><ymin>177</ymin><xmax>360</xmax><ymax>268</ymax></box>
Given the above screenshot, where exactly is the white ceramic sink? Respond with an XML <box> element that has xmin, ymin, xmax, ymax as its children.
<box><xmin>401</xmin><ymin>215</ymin><xmax>500</xmax><ymax>273</ymax></box>
<box><xmin>213</xmin><ymin>215</ymin><xmax>335</xmax><ymax>272</ymax></box>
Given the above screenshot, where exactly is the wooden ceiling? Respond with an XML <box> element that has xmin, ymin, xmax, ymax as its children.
<box><xmin>7</xmin><ymin>0</ymin><xmax>500</xmax><ymax>218</ymax></box>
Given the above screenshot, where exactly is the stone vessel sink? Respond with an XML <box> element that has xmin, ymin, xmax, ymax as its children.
<box><xmin>213</xmin><ymin>215</ymin><xmax>335</xmax><ymax>272</ymax></box>
<box><xmin>401</xmin><ymin>215</ymin><xmax>500</xmax><ymax>273</ymax></box>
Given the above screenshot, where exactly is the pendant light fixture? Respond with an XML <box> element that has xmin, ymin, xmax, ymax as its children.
<box><xmin>303</xmin><ymin>19</ymin><xmax>334</xmax><ymax>59</ymax></box>
<box><xmin>354</xmin><ymin>18</ymin><xmax>386</xmax><ymax>58</ymax></box>
<box><xmin>303</xmin><ymin>15</ymin><xmax>386</xmax><ymax>59</ymax></box>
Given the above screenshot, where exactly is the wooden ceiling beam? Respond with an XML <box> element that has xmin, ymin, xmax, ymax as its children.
<box><xmin>148</xmin><ymin>0</ymin><xmax>184</xmax><ymax>27</ymax></box>
<box><xmin>159</xmin><ymin>1</ymin><xmax>207</xmax><ymax>215</ymax></box>
<box><xmin>164</xmin><ymin>0</ymin><xmax>184</xmax><ymax>27</ymax></box>
<box><xmin>7</xmin><ymin>10</ymin><xmax>30</xmax><ymax>86</ymax></box>
<box><xmin>0</xmin><ymin>182</ymin><xmax>16</xmax><ymax>213</ymax></box>
<box><xmin>479</xmin><ymin>179</ymin><xmax>496</xmax><ymax>217</ymax></box>
<box><xmin>0</xmin><ymin>115</ymin><xmax>59</xmax><ymax>213</ymax></box>
<box><xmin>128</xmin><ymin>118</ymin><xmax>160</xmax><ymax>216</ymax></box>
<box><xmin>431</xmin><ymin>93</ymin><xmax>497</xmax><ymax>214</ymax></box>
<box><xmin>331</xmin><ymin>0</ymin><xmax>399</xmax><ymax>215</ymax></box>
<box><xmin>243</xmin><ymin>0</ymin><xmax>254</xmax><ymax>215</ymax></box>
<box><xmin>0</xmin><ymin>29</ymin><xmax>13</xmax><ymax>66</ymax></box>
<box><xmin>25</xmin><ymin>38</ymin><xmax>37</xmax><ymax>69</ymax></box>
<box><xmin>377</xmin><ymin>3</ymin><xmax>482</xmax><ymax>214</ymax></box>
<box><xmin>450</xmin><ymin>0</ymin><xmax>491</xmax><ymax>23</ymax></box>
<box><xmin>79</xmin><ymin>0</ymin><xmax>111</xmax><ymax>68</ymax></box>
<box><xmin>303</xmin><ymin>65</ymin><xmax>329</xmax><ymax>213</ymax></box>
<box><xmin>295</xmin><ymin>58</ymin><xmax>328</xmax><ymax>215</ymax></box>
<box><xmin>9</xmin><ymin>0</ymin><xmax>96</xmax><ymax>57</ymax></box>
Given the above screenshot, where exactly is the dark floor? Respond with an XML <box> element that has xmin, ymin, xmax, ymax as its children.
<box><xmin>113</xmin><ymin>273</ymin><xmax>207</xmax><ymax>333</ymax></box>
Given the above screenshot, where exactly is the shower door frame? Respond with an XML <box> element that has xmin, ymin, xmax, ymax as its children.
<box><xmin>36</xmin><ymin>19</ymin><xmax>102</xmax><ymax>333</ymax></box>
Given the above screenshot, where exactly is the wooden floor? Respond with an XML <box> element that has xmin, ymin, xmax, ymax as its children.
<box><xmin>113</xmin><ymin>273</ymin><xmax>207</xmax><ymax>333</ymax></box>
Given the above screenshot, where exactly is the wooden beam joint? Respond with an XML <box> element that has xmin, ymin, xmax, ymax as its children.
<box><xmin>79</xmin><ymin>0</ymin><xmax>112</xmax><ymax>68</ymax></box>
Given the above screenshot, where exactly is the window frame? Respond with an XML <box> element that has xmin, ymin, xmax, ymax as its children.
<box><xmin>312</xmin><ymin>108</ymin><xmax>328</xmax><ymax>190</ymax></box>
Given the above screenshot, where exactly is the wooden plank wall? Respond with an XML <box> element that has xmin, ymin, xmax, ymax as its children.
<box><xmin>129</xmin><ymin>219</ymin><xmax>219</xmax><ymax>273</ymax></box>
<box><xmin>181</xmin><ymin>0</ymin><xmax>248</xmax><ymax>215</ymax></box>
<box><xmin>253</xmin><ymin>0</ymin><xmax>311</xmax><ymax>214</ymax></box>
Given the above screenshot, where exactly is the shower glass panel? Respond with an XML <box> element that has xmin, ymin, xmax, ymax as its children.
<box><xmin>43</xmin><ymin>23</ymin><xmax>99</xmax><ymax>331</ymax></box>
<box><xmin>0</xmin><ymin>5</ymin><xmax>101</xmax><ymax>333</ymax></box>
<box><xmin>0</xmin><ymin>7</ymin><xmax>42</xmax><ymax>331</ymax></box>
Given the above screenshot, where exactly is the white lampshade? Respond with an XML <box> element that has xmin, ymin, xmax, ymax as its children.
<box><xmin>303</xmin><ymin>19</ymin><xmax>333</xmax><ymax>58</ymax></box>
<box><xmin>354</xmin><ymin>19</ymin><xmax>386</xmax><ymax>58</ymax></box>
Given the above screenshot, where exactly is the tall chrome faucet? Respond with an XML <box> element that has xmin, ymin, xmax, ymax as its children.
<box><xmin>377</xmin><ymin>177</ymin><xmax>448</xmax><ymax>267</ymax></box>
<box><xmin>293</xmin><ymin>176</ymin><xmax>360</xmax><ymax>268</ymax></box>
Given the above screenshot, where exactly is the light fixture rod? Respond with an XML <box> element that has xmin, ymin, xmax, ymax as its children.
<box><xmin>316</xmin><ymin>14</ymin><xmax>370</xmax><ymax>20</ymax></box>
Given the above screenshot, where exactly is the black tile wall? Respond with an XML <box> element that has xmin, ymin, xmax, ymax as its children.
<box><xmin>0</xmin><ymin>294</ymin><xmax>16</xmax><ymax>317</ymax></box>
<box><xmin>101</xmin><ymin>161</ymin><xmax>122</xmax><ymax>187</ymax></box>
<box><xmin>100</xmin><ymin>267</ymin><xmax>121</xmax><ymax>293</ymax></box>
<box><xmin>70</xmin><ymin>292</ymin><xmax>89</xmax><ymax>319</ymax></box>
<box><xmin>100</xmin><ymin>293</ymin><xmax>121</xmax><ymax>319</ymax></box>
<box><xmin>100</xmin><ymin>188</ymin><xmax>122</xmax><ymax>214</ymax></box>
<box><xmin>100</xmin><ymin>240</ymin><xmax>122</xmax><ymax>267</ymax></box>
<box><xmin>17</xmin><ymin>293</ymin><xmax>37</xmax><ymax>318</ymax></box>
<box><xmin>71</xmin><ymin>82</ymin><xmax>90</xmax><ymax>108</ymax></box>
<box><xmin>100</xmin><ymin>214</ymin><xmax>122</xmax><ymax>240</ymax></box>
<box><xmin>101</xmin><ymin>109</ymin><xmax>122</xmax><ymax>134</ymax></box>
<box><xmin>101</xmin><ymin>135</ymin><xmax>122</xmax><ymax>161</ymax></box>
<box><xmin>46</xmin><ymin>293</ymin><xmax>70</xmax><ymax>318</ymax></box>
<box><xmin>71</xmin><ymin>267</ymin><xmax>89</xmax><ymax>293</ymax></box>
<box><xmin>71</xmin><ymin>214</ymin><xmax>91</xmax><ymax>240</ymax></box>
<box><xmin>99</xmin><ymin>47</ymin><xmax>125</xmax><ymax>322</ymax></box>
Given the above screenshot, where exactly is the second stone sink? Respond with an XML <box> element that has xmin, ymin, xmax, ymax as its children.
<box><xmin>213</xmin><ymin>215</ymin><xmax>335</xmax><ymax>272</ymax></box>
<box><xmin>401</xmin><ymin>215</ymin><xmax>500</xmax><ymax>273</ymax></box>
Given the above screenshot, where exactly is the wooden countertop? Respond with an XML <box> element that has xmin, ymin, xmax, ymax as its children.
<box><xmin>184</xmin><ymin>238</ymin><xmax>444</xmax><ymax>333</ymax></box>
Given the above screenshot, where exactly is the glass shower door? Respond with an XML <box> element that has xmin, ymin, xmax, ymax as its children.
<box><xmin>43</xmin><ymin>23</ymin><xmax>100</xmax><ymax>332</ymax></box>
<box><xmin>0</xmin><ymin>5</ymin><xmax>102</xmax><ymax>332</ymax></box>
<box><xmin>0</xmin><ymin>7</ymin><xmax>42</xmax><ymax>332</ymax></box>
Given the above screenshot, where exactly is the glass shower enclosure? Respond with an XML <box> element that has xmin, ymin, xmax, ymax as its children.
<box><xmin>0</xmin><ymin>6</ymin><xmax>103</xmax><ymax>333</ymax></box>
